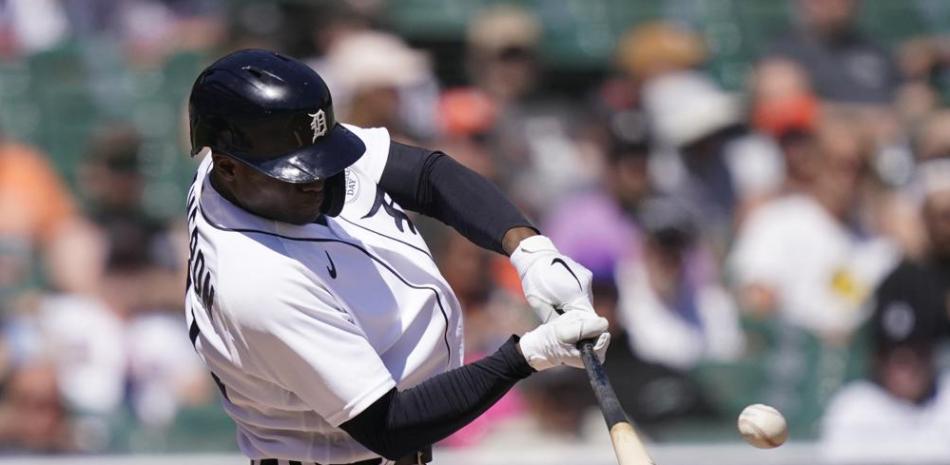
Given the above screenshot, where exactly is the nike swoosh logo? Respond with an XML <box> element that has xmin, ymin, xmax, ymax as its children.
<box><xmin>551</xmin><ymin>258</ymin><xmax>582</xmax><ymax>291</ymax></box>
<box><xmin>325</xmin><ymin>251</ymin><xmax>337</xmax><ymax>279</ymax></box>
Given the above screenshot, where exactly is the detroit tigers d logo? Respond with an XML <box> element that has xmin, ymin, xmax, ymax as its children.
<box><xmin>309</xmin><ymin>109</ymin><xmax>328</xmax><ymax>142</ymax></box>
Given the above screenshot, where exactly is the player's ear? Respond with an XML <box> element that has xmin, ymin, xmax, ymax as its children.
<box><xmin>212</xmin><ymin>154</ymin><xmax>239</xmax><ymax>181</ymax></box>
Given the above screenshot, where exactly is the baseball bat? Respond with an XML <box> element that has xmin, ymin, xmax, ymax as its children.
<box><xmin>578</xmin><ymin>340</ymin><xmax>656</xmax><ymax>465</ymax></box>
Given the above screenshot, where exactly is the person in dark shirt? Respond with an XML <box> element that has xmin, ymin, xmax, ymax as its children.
<box><xmin>820</xmin><ymin>256</ymin><xmax>949</xmax><ymax>463</ymax></box>
<box><xmin>766</xmin><ymin>0</ymin><xmax>900</xmax><ymax>104</ymax></box>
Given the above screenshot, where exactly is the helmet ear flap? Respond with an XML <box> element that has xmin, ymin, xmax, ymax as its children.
<box><xmin>320</xmin><ymin>171</ymin><xmax>347</xmax><ymax>217</ymax></box>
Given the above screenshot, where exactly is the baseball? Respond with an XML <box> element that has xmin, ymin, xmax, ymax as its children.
<box><xmin>737</xmin><ymin>403</ymin><xmax>788</xmax><ymax>448</ymax></box>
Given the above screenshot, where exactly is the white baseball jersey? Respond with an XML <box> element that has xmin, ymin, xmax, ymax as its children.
<box><xmin>184</xmin><ymin>125</ymin><xmax>464</xmax><ymax>463</ymax></box>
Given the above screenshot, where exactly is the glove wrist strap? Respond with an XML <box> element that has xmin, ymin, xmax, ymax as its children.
<box><xmin>509</xmin><ymin>235</ymin><xmax>557</xmax><ymax>273</ymax></box>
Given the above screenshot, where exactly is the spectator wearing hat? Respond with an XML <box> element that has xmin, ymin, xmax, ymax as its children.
<box><xmin>821</xmin><ymin>257</ymin><xmax>950</xmax><ymax>463</ymax></box>
<box><xmin>642</xmin><ymin>71</ymin><xmax>783</xmax><ymax>250</ymax></box>
<box><xmin>321</xmin><ymin>30</ymin><xmax>437</xmax><ymax>142</ymax></box>
<box><xmin>595</xmin><ymin>20</ymin><xmax>707</xmax><ymax>123</ymax></box>
<box><xmin>590</xmin><ymin>20</ymin><xmax>708</xmax><ymax>153</ymax></box>
<box><xmin>466</xmin><ymin>4</ymin><xmax>541</xmax><ymax>107</ymax></box>
<box><xmin>464</xmin><ymin>4</ymin><xmax>596</xmax><ymax>219</ymax></box>
<box><xmin>589</xmin><ymin>22</ymin><xmax>708</xmax><ymax>195</ymax></box>
<box><xmin>615</xmin><ymin>22</ymin><xmax>707</xmax><ymax>86</ymax></box>
<box><xmin>749</xmin><ymin>59</ymin><xmax>817</xmax><ymax>197</ymax></box>
<box><xmin>431</xmin><ymin>5</ymin><xmax>544</xmax><ymax>199</ymax></box>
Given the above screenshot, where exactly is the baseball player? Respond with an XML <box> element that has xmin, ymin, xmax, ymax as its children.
<box><xmin>184</xmin><ymin>49</ymin><xmax>609</xmax><ymax>465</ymax></box>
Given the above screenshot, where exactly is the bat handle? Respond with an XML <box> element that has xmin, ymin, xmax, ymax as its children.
<box><xmin>578</xmin><ymin>338</ymin><xmax>657</xmax><ymax>465</ymax></box>
<box><xmin>578</xmin><ymin>339</ymin><xmax>599</xmax><ymax>370</ymax></box>
<box><xmin>577</xmin><ymin>339</ymin><xmax>627</xmax><ymax>427</ymax></box>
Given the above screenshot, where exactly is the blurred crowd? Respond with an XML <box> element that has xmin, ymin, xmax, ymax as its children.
<box><xmin>1</xmin><ymin>0</ymin><xmax>950</xmax><ymax>461</ymax></box>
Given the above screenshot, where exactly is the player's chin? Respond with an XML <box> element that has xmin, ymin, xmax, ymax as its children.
<box><xmin>299</xmin><ymin>206</ymin><xmax>325</xmax><ymax>224</ymax></box>
<box><xmin>282</xmin><ymin>196</ymin><xmax>324</xmax><ymax>224</ymax></box>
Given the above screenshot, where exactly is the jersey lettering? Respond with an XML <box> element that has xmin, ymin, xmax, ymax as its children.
<box><xmin>186</xmin><ymin>189</ymin><xmax>216</xmax><ymax>313</ymax></box>
<box><xmin>190</xmin><ymin>247</ymin><xmax>215</xmax><ymax>310</ymax></box>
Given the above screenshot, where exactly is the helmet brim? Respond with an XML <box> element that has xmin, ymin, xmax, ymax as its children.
<box><xmin>227</xmin><ymin>124</ymin><xmax>365</xmax><ymax>184</ymax></box>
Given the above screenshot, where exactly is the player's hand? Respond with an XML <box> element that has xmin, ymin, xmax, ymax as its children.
<box><xmin>509</xmin><ymin>235</ymin><xmax>596</xmax><ymax>322</ymax></box>
<box><xmin>518</xmin><ymin>311</ymin><xmax>610</xmax><ymax>371</ymax></box>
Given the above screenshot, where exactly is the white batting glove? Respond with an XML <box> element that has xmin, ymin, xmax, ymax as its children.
<box><xmin>510</xmin><ymin>235</ymin><xmax>595</xmax><ymax>322</ymax></box>
<box><xmin>518</xmin><ymin>311</ymin><xmax>610</xmax><ymax>371</ymax></box>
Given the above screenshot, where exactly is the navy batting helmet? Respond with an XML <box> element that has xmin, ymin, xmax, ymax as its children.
<box><xmin>189</xmin><ymin>49</ymin><xmax>364</xmax><ymax>215</ymax></box>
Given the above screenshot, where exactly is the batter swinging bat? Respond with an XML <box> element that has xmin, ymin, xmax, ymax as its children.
<box><xmin>578</xmin><ymin>340</ymin><xmax>656</xmax><ymax>465</ymax></box>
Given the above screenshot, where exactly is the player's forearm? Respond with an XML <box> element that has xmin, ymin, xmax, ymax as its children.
<box><xmin>380</xmin><ymin>142</ymin><xmax>537</xmax><ymax>255</ymax></box>
<box><xmin>422</xmin><ymin>154</ymin><xmax>538</xmax><ymax>255</ymax></box>
<box><xmin>339</xmin><ymin>336</ymin><xmax>533</xmax><ymax>459</ymax></box>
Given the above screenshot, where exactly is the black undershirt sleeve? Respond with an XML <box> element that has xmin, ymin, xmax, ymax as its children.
<box><xmin>379</xmin><ymin>141</ymin><xmax>537</xmax><ymax>255</ymax></box>
<box><xmin>338</xmin><ymin>336</ymin><xmax>534</xmax><ymax>460</ymax></box>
